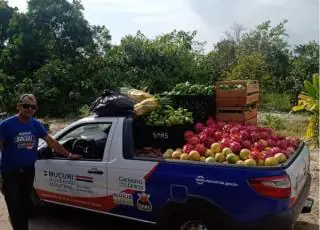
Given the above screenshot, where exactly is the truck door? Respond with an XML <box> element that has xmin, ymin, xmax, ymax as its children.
<box><xmin>106</xmin><ymin>118</ymin><xmax>159</xmax><ymax>220</ymax></box>
<box><xmin>35</xmin><ymin>121</ymin><xmax>116</xmax><ymax>212</ymax></box>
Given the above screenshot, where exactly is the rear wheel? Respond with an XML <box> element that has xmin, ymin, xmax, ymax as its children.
<box><xmin>166</xmin><ymin>202</ymin><xmax>227</xmax><ymax>230</ymax></box>
<box><xmin>179</xmin><ymin>220</ymin><xmax>210</xmax><ymax>230</ymax></box>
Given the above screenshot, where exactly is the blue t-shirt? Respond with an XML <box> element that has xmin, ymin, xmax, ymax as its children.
<box><xmin>0</xmin><ymin>115</ymin><xmax>48</xmax><ymax>172</ymax></box>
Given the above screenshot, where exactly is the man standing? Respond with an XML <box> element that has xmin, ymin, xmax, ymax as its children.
<box><xmin>0</xmin><ymin>94</ymin><xmax>80</xmax><ymax>230</ymax></box>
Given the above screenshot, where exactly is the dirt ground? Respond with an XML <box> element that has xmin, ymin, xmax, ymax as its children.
<box><xmin>0</xmin><ymin>117</ymin><xmax>318</xmax><ymax>230</ymax></box>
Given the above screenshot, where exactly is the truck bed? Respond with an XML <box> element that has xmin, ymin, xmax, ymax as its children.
<box><xmin>122</xmin><ymin>117</ymin><xmax>311</xmax><ymax>224</ymax></box>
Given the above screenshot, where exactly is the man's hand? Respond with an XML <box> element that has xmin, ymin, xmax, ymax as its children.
<box><xmin>69</xmin><ymin>153</ymin><xmax>81</xmax><ymax>160</ymax></box>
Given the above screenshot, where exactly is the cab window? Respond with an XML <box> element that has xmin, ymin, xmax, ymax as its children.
<box><xmin>40</xmin><ymin>123</ymin><xmax>112</xmax><ymax>161</ymax></box>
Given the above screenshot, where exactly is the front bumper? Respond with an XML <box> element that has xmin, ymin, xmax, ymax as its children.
<box><xmin>232</xmin><ymin>173</ymin><xmax>312</xmax><ymax>230</ymax></box>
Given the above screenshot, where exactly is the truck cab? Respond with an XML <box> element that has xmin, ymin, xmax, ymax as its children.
<box><xmin>21</xmin><ymin>115</ymin><xmax>314</xmax><ymax>229</ymax></box>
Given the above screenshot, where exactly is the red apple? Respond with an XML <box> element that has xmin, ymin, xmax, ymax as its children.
<box><xmin>230</xmin><ymin>127</ymin><xmax>240</xmax><ymax>135</ymax></box>
<box><xmin>276</xmin><ymin>140</ymin><xmax>287</xmax><ymax>150</ymax></box>
<box><xmin>253</xmin><ymin>142</ymin><xmax>264</xmax><ymax>151</ymax></box>
<box><xmin>199</xmin><ymin>134</ymin><xmax>208</xmax><ymax>144</ymax></box>
<box><xmin>223</xmin><ymin>124</ymin><xmax>232</xmax><ymax>132</ymax></box>
<box><xmin>184</xmin><ymin>131</ymin><xmax>194</xmax><ymax>140</ymax></box>
<box><xmin>220</xmin><ymin>138</ymin><xmax>231</xmax><ymax>148</ymax></box>
<box><xmin>214</xmin><ymin>131</ymin><xmax>222</xmax><ymax>140</ymax></box>
<box><xmin>205</xmin><ymin>137</ymin><xmax>215</xmax><ymax>147</ymax></box>
<box><xmin>217</xmin><ymin>121</ymin><xmax>226</xmax><ymax>129</ymax></box>
<box><xmin>231</xmin><ymin>135</ymin><xmax>242</xmax><ymax>143</ymax></box>
<box><xmin>206</xmin><ymin>117</ymin><xmax>215</xmax><ymax>127</ymax></box>
<box><xmin>182</xmin><ymin>144</ymin><xmax>193</xmax><ymax>154</ymax></box>
<box><xmin>230</xmin><ymin>142</ymin><xmax>241</xmax><ymax>153</ymax></box>
<box><xmin>222</xmin><ymin>133</ymin><xmax>230</xmax><ymax>139</ymax></box>
<box><xmin>195</xmin><ymin>122</ymin><xmax>205</xmax><ymax>133</ymax></box>
<box><xmin>240</xmin><ymin>130</ymin><xmax>249</xmax><ymax>140</ymax></box>
<box><xmin>188</xmin><ymin>136</ymin><xmax>200</xmax><ymax>145</ymax></box>
<box><xmin>258</xmin><ymin>139</ymin><xmax>268</xmax><ymax>148</ymax></box>
<box><xmin>265</xmin><ymin>148</ymin><xmax>275</xmax><ymax>158</ymax></box>
<box><xmin>250</xmin><ymin>150</ymin><xmax>264</xmax><ymax>160</ymax></box>
<box><xmin>195</xmin><ymin>144</ymin><xmax>206</xmax><ymax>155</ymax></box>
<box><xmin>286</xmin><ymin>146</ymin><xmax>295</xmax><ymax>154</ymax></box>
<box><xmin>242</xmin><ymin>140</ymin><xmax>251</xmax><ymax>149</ymax></box>
<box><xmin>250</xmin><ymin>132</ymin><xmax>260</xmax><ymax>142</ymax></box>
<box><xmin>207</xmin><ymin>127</ymin><xmax>217</xmax><ymax>136</ymax></box>
<box><xmin>271</xmin><ymin>147</ymin><xmax>281</xmax><ymax>154</ymax></box>
<box><xmin>267</xmin><ymin>138</ymin><xmax>276</xmax><ymax>147</ymax></box>
<box><xmin>260</xmin><ymin>131</ymin><xmax>269</xmax><ymax>139</ymax></box>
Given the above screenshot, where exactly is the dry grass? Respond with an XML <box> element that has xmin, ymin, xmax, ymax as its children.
<box><xmin>258</xmin><ymin>112</ymin><xmax>309</xmax><ymax>138</ymax></box>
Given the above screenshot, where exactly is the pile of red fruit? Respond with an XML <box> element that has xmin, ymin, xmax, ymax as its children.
<box><xmin>167</xmin><ymin>117</ymin><xmax>301</xmax><ymax>166</ymax></box>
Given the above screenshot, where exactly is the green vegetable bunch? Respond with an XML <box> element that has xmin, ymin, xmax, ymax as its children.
<box><xmin>219</xmin><ymin>84</ymin><xmax>245</xmax><ymax>90</ymax></box>
<box><xmin>143</xmin><ymin>105</ymin><xmax>193</xmax><ymax>126</ymax></box>
<box><xmin>163</xmin><ymin>82</ymin><xmax>215</xmax><ymax>95</ymax></box>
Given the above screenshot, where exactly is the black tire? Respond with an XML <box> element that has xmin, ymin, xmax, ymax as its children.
<box><xmin>165</xmin><ymin>202</ymin><xmax>227</xmax><ymax>230</ymax></box>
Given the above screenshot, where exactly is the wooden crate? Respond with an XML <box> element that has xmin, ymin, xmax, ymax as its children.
<box><xmin>216</xmin><ymin>104</ymin><xmax>258</xmax><ymax>124</ymax></box>
<box><xmin>215</xmin><ymin>80</ymin><xmax>259</xmax><ymax>107</ymax></box>
<box><xmin>245</xmin><ymin>117</ymin><xmax>257</xmax><ymax>125</ymax></box>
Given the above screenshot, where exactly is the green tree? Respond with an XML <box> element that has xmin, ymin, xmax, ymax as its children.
<box><xmin>291</xmin><ymin>73</ymin><xmax>319</xmax><ymax>149</ymax></box>
<box><xmin>0</xmin><ymin>0</ymin><xmax>16</xmax><ymax>48</ymax></box>
<box><xmin>207</xmin><ymin>39</ymin><xmax>237</xmax><ymax>81</ymax></box>
<box><xmin>27</xmin><ymin>0</ymin><xmax>97</xmax><ymax>61</ymax></box>
<box><xmin>225</xmin><ymin>52</ymin><xmax>270</xmax><ymax>84</ymax></box>
<box><xmin>239</xmin><ymin>20</ymin><xmax>291</xmax><ymax>92</ymax></box>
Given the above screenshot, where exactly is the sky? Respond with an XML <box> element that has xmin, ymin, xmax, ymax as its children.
<box><xmin>7</xmin><ymin>0</ymin><xmax>319</xmax><ymax>51</ymax></box>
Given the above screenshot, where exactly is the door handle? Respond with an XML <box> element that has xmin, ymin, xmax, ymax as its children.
<box><xmin>88</xmin><ymin>169</ymin><xmax>104</xmax><ymax>175</ymax></box>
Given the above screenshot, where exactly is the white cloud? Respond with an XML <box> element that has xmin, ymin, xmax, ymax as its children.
<box><xmin>189</xmin><ymin>0</ymin><xmax>319</xmax><ymax>47</ymax></box>
<box><xmin>7</xmin><ymin>0</ymin><xmax>27</xmax><ymax>11</ymax></box>
<box><xmin>81</xmin><ymin>0</ymin><xmax>212</xmax><ymax>48</ymax></box>
<box><xmin>257</xmin><ymin>0</ymin><xmax>289</xmax><ymax>6</ymax></box>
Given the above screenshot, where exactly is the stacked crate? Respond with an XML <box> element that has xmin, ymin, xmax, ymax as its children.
<box><xmin>215</xmin><ymin>80</ymin><xmax>259</xmax><ymax>125</ymax></box>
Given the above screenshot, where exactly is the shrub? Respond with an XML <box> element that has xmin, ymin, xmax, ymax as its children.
<box><xmin>259</xmin><ymin>92</ymin><xmax>292</xmax><ymax>112</ymax></box>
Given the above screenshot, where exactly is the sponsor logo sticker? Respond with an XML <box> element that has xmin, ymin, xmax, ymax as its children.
<box><xmin>119</xmin><ymin>176</ymin><xmax>145</xmax><ymax>191</ymax></box>
<box><xmin>137</xmin><ymin>192</ymin><xmax>152</xmax><ymax>212</ymax></box>
<box><xmin>195</xmin><ymin>176</ymin><xmax>238</xmax><ymax>187</ymax></box>
<box><xmin>113</xmin><ymin>192</ymin><xmax>134</xmax><ymax>206</ymax></box>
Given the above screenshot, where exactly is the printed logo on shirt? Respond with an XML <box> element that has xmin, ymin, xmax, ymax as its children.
<box><xmin>14</xmin><ymin>132</ymin><xmax>36</xmax><ymax>150</ymax></box>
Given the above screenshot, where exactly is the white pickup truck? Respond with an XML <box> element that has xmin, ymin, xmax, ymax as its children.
<box><xmin>0</xmin><ymin>115</ymin><xmax>314</xmax><ymax>230</ymax></box>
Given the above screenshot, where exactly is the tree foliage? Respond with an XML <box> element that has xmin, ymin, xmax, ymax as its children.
<box><xmin>0</xmin><ymin>0</ymin><xmax>318</xmax><ymax>117</ymax></box>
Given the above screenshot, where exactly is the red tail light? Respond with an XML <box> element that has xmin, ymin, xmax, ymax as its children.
<box><xmin>249</xmin><ymin>175</ymin><xmax>291</xmax><ymax>199</ymax></box>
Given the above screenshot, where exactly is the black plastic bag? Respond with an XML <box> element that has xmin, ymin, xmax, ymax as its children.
<box><xmin>90</xmin><ymin>89</ymin><xmax>135</xmax><ymax>116</ymax></box>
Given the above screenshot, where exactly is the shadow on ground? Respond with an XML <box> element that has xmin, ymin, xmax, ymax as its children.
<box><xmin>28</xmin><ymin>204</ymin><xmax>318</xmax><ymax>230</ymax></box>
<box><xmin>29</xmin><ymin>204</ymin><xmax>154</xmax><ymax>230</ymax></box>
<box><xmin>294</xmin><ymin>221</ymin><xmax>319</xmax><ymax>230</ymax></box>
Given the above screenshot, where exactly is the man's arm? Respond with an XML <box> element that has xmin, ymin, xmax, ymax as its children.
<box><xmin>42</xmin><ymin>135</ymin><xmax>80</xmax><ymax>159</ymax></box>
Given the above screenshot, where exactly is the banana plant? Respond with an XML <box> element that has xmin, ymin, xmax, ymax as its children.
<box><xmin>291</xmin><ymin>73</ymin><xmax>319</xmax><ymax>149</ymax></box>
